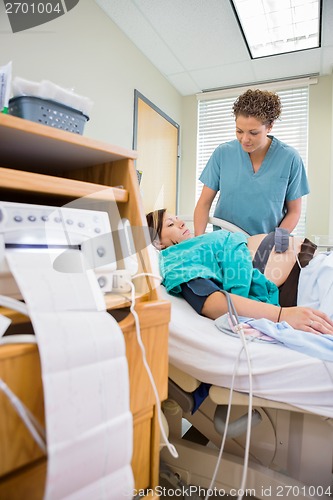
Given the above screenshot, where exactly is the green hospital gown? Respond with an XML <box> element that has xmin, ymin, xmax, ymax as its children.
<box><xmin>159</xmin><ymin>230</ymin><xmax>279</xmax><ymax>305</ymax></box>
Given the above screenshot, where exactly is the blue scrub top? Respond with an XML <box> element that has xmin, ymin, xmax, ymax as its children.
<box><xmin>199</xmin><ymin>136</ymin><xmax>310</xmax><ymax>235</ymax></box>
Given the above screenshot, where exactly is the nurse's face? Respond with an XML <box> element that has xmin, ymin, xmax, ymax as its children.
<box><xmin>159</xmin><ymin>213</ymin><xmax>192</xmax><ymax>249</ymax></box>
<box><xmin>235</xmin><ymin>115</ymin><xmax>272</xmax><ymax>154</ymax></box>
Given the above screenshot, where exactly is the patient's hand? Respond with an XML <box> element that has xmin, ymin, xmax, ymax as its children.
<box><xmin>281</xmin><ymin>307</ymin><xmax>333</xmax><ymax>335</ymax></box>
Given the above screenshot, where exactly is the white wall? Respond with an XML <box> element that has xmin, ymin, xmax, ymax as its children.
<box><xmin>0</xmin><ymin>0</ymin><xmax>182</xmax><ymax>150</ymax></box>
<box><xmin>178</xmin><ymin>94</ymin><xmax>198</xmax><ymax>215</ymax></box>
<box><xmin>306</xmin><ymin>75</ymin><xmax>333</xmax><ymax>239</ymax></box>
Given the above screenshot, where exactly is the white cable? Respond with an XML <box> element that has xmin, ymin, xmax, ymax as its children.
<box><xmin>234</xmin><ymin>322</ymin><xmax>254</xmax><ymax>500</ymax></box>
<box><xmin>0</xmin><ymin>378</ymin><xmax>46</xmax><ymax>453</ymax></box>
<box><xmin>132</xmin><ymin>272</ymin><xmax>162</xmax><ymax>282</ymax></box>
<box><xmin>222</xmin><ymin>294</ymin><xmax>254</xmax><ymax>499</ymax></box>
<box><xmin>0</xmin><ymin>296</ymin><xmax>45</xmax><ymax>451</ymax></box>
<box><xmin>204</xmin><ymin>344</ymin><xmax>245</xmax><ymax>500</ymax></box>
<box><xmin>0</xmin><ymin>295</ymin><xmax>29</xmax><ymax>316</ymax></box>
<box><xmin>126</xmin><ymin>279</ymin><xmax>178</xmax><ymax>459</ymax></box>
<box><xmin>136</xmin><ymin>275</ymin><xmax>255</xmax><ymax>494</ymax></box>
<box><xmin>204</xmin><ymin>293</ymin><xmax>254</xmax><ymax>500</ymax></box>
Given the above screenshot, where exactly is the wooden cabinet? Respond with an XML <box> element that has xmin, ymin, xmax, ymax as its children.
<box><xmin>0</xmin><ymin>114</ymin><xmax>170</xmax><ymax>498</ymax></box>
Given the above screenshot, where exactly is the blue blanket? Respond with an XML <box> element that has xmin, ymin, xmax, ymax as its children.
<box><xmin>215</xmin><ymin>314</ymin><xmax>333</xmax><ymax>362</ymax></box>
<box><xmin>160</xmin><ymin>231</ymin><xmax>279</xmax><ymax>305</ymax></box>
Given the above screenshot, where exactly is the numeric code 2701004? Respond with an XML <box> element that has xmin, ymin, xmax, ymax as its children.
<box><xmin>275</xmin><ymin>485</ymin><xmax>332</xmax><ymax>497</ymax></box>
<box><xmin>5</xmin><ymin>2</ymin><xmax>63</xmax><ymax>15</ymax></box>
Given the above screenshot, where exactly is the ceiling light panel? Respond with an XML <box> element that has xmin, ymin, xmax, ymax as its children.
<box><xmin>231</xmin><ymin>0</ymin><xmax>321</xmax><ymax>58</ymax></box>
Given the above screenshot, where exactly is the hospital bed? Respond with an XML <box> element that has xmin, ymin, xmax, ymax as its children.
<box><xmin>158</xmin><ymin>217</ymin><xmax>333</xmax><ymax>499</ymax></box>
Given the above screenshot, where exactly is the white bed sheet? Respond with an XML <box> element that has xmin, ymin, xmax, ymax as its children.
<box><xmin>161</xmin><ymin>287</ymin><xmax>333</xmax><ymax>418</ymax></box>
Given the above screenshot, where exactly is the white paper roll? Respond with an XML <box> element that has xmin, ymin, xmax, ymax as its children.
<box><xmin>6</xmin><ymin>251</ymin><xmax>134</xmax><ymax>500</ymax></box>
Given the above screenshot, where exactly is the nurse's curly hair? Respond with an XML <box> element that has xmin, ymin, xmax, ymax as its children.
<box><xmin>146</xmin><ymin>208</ymin><xmax>166</xmax><ymax>245</ymax></box>
<box><xmin>232</xmin><ymin>89</ymin><xmax>281</xmax><ymax>126</ymax></box>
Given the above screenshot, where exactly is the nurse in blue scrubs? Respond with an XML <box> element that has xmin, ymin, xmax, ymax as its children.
<box><xmin>194</xmin><ymin>89</ymin><xmax>309</xmax><ymax>236</ymax></box>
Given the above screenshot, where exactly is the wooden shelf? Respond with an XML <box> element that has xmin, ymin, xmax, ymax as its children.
<box><xmin>0</xmin><ymin>167</ymin><xmax>128</xmax><ymax>203</ymax></box>
<box><xmin>0</xmin><ymin>114</ymin><xmax>137</xmax><ymax>174</ymax></box>
<box><xmin>0</xmin><ymin>111</ymin><xmax>170</xmax><ymax>495</ymax></box>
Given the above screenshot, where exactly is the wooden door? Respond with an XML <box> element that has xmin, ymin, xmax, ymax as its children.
<box><xmin>133</xmin><ymin>91</ymin><xmax>179</xmax><ymax>214</ymax></box>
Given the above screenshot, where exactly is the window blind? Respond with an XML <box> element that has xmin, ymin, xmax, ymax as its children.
<box><xmin>196</xmin><ymin>85</ymin><xmax>309</xmax><ymax>236</ymax></box>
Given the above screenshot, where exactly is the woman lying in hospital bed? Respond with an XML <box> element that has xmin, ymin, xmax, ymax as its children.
<box><xmin>147</xmin><ymin>211</ymin><xmax>333</xmax><ymax>496</ymax></box>
<box><xmin>147</xmin><ymin>209</ymin><xmax>333</xmax><ymax>500</ymax></box>
<box><xmin>146</xmin><ymin>209</ymin><xmax>333</xmax><ymax>335</ymax></box>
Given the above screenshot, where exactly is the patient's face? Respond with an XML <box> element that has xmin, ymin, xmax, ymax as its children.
<box><xmin>235</xmin><ymin>115</ymin><xmax>272</xmax><ymax>154</ymax></box>
<box><xmin>159</xmin><ymin>213</ymin><xmax>192</xmax><ymax>249</ymax></box>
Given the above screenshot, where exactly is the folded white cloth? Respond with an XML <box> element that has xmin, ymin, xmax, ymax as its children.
<box><xmin>12</xmin><ymin>77</ymin><xmax>94</xmax><ymax>116</ymax></box>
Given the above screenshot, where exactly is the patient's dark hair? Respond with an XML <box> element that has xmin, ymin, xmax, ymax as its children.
<box><xmin>146</xmin><ymin>208</ymin><xmax>166</xmax><ymax>244</ymax></box>
<box><xmin>233</xmin><ymin>89</ymin><xmax>281</xmax><ymax>126</ymax></box>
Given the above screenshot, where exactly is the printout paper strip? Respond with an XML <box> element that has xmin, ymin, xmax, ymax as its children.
<box><xmin>6</xmin><ymin>251</ymin><xmax>134</xmax><ymax>499</ymax></box>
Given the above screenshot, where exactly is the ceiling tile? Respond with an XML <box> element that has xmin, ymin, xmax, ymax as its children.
<box><xmin>130</xmin><ymin>0</ymin><xmax>249</xmax><ymax>70</ymax></box>
<box><xmin>167</xmin><ymin>72</ymin><xmax>202</xmax><ymax>95</ymax></box>
<box><xmin>252</xmin><ymin>49</ymin><xmax>321</xmax><ymax>82</ymax></box>
<box><xmin>95</xmin><ymin>0</ymin><xmax>333</xmax><ymax>95</ymax></box>
<box><xmin>191</xmin><ymin>60</ymin><xmax>256</xmax><ymax>91</ymax></box>
<box><xmin>96</xmin><ymin>0</ymin><xmax>185</xmax><ymax>74</ymax></box>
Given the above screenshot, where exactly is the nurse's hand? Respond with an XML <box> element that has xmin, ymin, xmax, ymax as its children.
<box><xmin>281</xmin><ymin>307</ymin><xmax>333</xmax><ymax>335</ymax></box>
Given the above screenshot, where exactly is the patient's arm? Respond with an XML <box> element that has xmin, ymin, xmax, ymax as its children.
<box><xmin>202</xmin><ymin>291</ymin><xmax>333</xmax><ymax>335</ymax></box>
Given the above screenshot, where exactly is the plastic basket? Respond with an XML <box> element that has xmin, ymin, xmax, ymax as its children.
<box><xmin>8</xmin><ymin>96</ymin><xmax>89</xmax><ymax>135</ymax></box>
